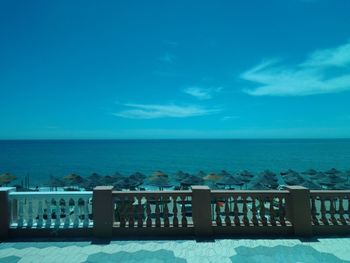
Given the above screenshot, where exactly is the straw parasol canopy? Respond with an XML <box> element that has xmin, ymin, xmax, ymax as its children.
<box><xmin>203</xmin><ymin>172</ymin><xmax>222</xmax><ymax>181</ymax></box>
<box><xmin>149</xmin><ymin>176</ymin><xmax>173</xmax><ymax>190</ymax></box>
<box><xmin>325</xmin><ymin>168</ymin><xmax>342</xmax><ymax>175</ymax></box>
<box><xmin>300</xmin><ymin>180</ymin><xmax>322</xmax><ymax>190</ymax></box>
<box><xmin>114</xmin><ymin>177</ymin><xmax>143</xmax><ymax>190</ymax></box>
<box><xmin>280</xmin><ymin>169</ymin><xmax>298</xmax><ymax>176</ymax></box>
<box><xmin>180</xmin><ymin>175</ymin><xmax>204</xmax><ymax>186</ymax></box>
<box><xmin>250</xmin><ymin>182</ymin><xmax>270</xmax><ymax>190</ymax></box>
<box><xmin>49</xmin><ymin>176</ymin><xmax>65</xmax><ymax>190</ymax></box>
<box><xmin>239</xmin><ymin>170</ymin><xmax>255</xmax><ymax>178</ymax></box>
<box><xmin>256</xmin><ymin>170</ymin><xmax>278</xmax><ymax>189</ymax></box>
<box><xmin>152</xmin><ymin>170</ymin><xmax>168</xmax><ymax>178</ymax></box>
<box><xmin>318</xmin><ymin>172</ymin><xmax>347</xmax><ymax>188</ymax></box>
<box><xmin>0</xmin><ymin>173</ymin><xmax>17</xmax><ymax>186</ymax></box>
<box><xmin>175</xmin><ymin>171</ymin><xmax>189</xmax><ymax>181</ymax></box>
<box><xmin>216</xmin><ymin>175</ymin><xmax>244</xmax><ymax>189</ymax></box>
<box><xmin>282</xmin><ymin>171</ymin><xmax>305</xmax><ymax>186</ymax></box>
<box><xmin>129</xmin><ymin>172</ymin><xmax>146</xmax><ymax>181</ymax></box>
<box><xmin>301</xmin><ymin>169</ymin><xmax>318</xmax><ymax>175</ymax></box>
<box><xmin>63</xmin><ymin>173</ymin><xmax>84</xmax><ymax>187</ymax></box>
<box><xmin>219</xmin><ymin>170</ymin><xmax>231</xmax><ymax>177</ymax></box>
<box><xmin>197</xmin><ymin>171</ymin><xmax>206</xmax><ymax>177</ymax></box>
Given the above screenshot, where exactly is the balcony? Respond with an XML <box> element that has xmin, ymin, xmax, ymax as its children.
<box><xmin>1</xmin><ymin>186</ymin><xmax>349</xmax><ymax>239</ymax></box>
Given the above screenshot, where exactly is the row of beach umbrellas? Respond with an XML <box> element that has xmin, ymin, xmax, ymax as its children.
<box><xmin>2</xmin><ymin>168</ymin><xmax>350</xmax><ymax>190</ymax></box>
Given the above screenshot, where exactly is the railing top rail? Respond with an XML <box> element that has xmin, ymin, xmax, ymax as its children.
<box><xmin>9</xmin><ymin>191</ymin><xmax>92</xmax><ymax>198</ymax></box>
<box><xmin>211</xmin><ymin>190</ymin><xmax>290</xmax><ymax>194</ymax></box>
<box><xmin>310</xmin><ymin>190</ymin><xmax>350</xmax><ymax>194</ymax></box>
<box><xmin>112</xmin><ymin>190</ymin><xmax>191</xmax><ymax>196</ymax></box>
<box><xmin>310</xmin><ymin>190</ymin><xmax>350</xmax><ymax>196</ymax></box>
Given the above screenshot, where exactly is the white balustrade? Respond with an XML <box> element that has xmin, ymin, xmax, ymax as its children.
<box><xmin>8</xmin><ymin>191</ymin><xmax>92</xmax><ymax>229</ymax></box>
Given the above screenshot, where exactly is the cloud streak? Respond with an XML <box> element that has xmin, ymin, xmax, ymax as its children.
<box><xmin>113</xmin><ymin>103</ymin><xmax>221</xmax><ymax>119</ymax></box>
<box><xmin>158</xmin><ymin>52</ymin><xmax>175</xmax><ymax>63</ymax></box>
<box><xmin>183</xmin><ymin>86</ymin><xmax>223</xmax><ymax>100</ymax></box>
<box><xmin>241</xmin><ymin>41</ymin><xmax>350</xmax><ymax>96</ymax></box>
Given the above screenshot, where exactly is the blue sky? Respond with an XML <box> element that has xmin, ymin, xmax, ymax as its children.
<box><xmin>1</xmin><ymin>0</ymin><xmax>350</xmax><ymax>139</ymax></box>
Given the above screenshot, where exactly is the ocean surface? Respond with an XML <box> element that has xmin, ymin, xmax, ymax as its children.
<box><xmin>1</xmin><ymin>139</ymin><xmax>350</xmax><ymax>186</ymax></box>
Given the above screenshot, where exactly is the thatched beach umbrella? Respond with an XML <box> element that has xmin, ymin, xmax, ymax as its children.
<box><xmin>114</xmin><ymin>177</ymin><xmax>142</xmax><ymax>190</ymax></box>
<box><xmin>197</xmin><ymin>171</ymin><xmax>206</xmax><ymax>177</ymax></box>
<box><xmin>203</xmin><ymin>172</ymin><xmax>222</xmax><ymax>182</ymax></box>
<box><xmin>152</xmin><ymin>170</ymin><xmax>168</xmax><ymax>178</ymax></box>
<box><xmin>0</xmin><ymin>173</ymin><xmax>16</xmax><ymax>186</ymax></box>
<box><xmin>180</xmin><ymin>175</ymin><xmax>204</xmax><ymax>187</ymax></box>
<box><xmin>256</xmin><ymin>170</ymin><xmax>278</xmax><ymax>189</ymax></box>
<box><xmin>250</xmin><ymin>182</ymin><xmax>270</xmax><ymax>190</ymax></box>
<box><xmin>175</xmin><ymin>170</ymin><xmax>189</xmax><ymax>181</ymax></box>
<box><xmin>325</xmin><ymin>168</ymin><xmax>342</xmax><ymax>175</ymax></box>
<box><xmin>318</xmin><ymin>172</ymin><xmax>347</xmax><ymax>188</ymax></box>
<box><xmin>130</xmin><ymin>172</ymin><xmax>146</xmax><ymax>181</ymax></box>
<box><xmin>149</xmin><ymin>176</ymin><xmax>173</xmax><ymax>190</ymax></box>
<box><xmin>49</xmin><ymin>176</ymin><xmax>65</xmax><ymax>191</ymax></box>
<box><xmin>218</xmin><ymin>170</ymin><xmax>231</xmax><ymax>177</ymax></box>
<box><xmin>282</xmin><ymin>171</ymin><xmax>305</xmax><ymax>186</ymax></box>
<box><xmin>301</xmin><ymin>169</ymin><xmax>318</xmax><ymax>175</ymax></box>
<box><xmin>216</xmin><ymin>175</ymin><xmax>244</xmax><ymax>189</ymax></box>
<box><xmin>63</xmin><ymin>173</ymin><xmax>84</xmax><ymax>188</ymax></box>
<box><xmin>300</xmin><ymin>180</ymin><xmax>322</xmax><ymax>190</ymax></box>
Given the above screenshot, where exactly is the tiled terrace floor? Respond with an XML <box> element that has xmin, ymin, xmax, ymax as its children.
<box><xmin>1</xmin><ymin>236</ymin><xmax>350</xmax><ymax>263</ymax></box>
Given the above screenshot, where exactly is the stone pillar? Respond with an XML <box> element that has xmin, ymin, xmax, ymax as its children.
<box><xmin>192</xmin><ymin>186</ymin><xmax>213</xmax><ymax>237</ymax></box>
<box><xmin>285</xmin><ymin>186</ymin><xmax>312</xmax><ymax>236</ymax></box>
<box><xmin>93</xmin><ymin>186</ymin><xmax>114</xmax><ymax>238</ymax></box>
<box><xmin>0</xmin><ymin>187</ymin><xmax>15</xmax><ymax>240</ymax></box>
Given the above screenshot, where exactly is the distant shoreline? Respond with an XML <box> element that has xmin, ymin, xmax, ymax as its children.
<box><xmin>1</xmin><ymin>138</ymin><xmax>350</xmax><ymax>141</ymax></box>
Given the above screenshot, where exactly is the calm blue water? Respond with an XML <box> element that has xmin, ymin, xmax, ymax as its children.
<box><xmin>1</xmin><ymin>139</ymin><xmax>350</xmax><ymax>186</ymax></box>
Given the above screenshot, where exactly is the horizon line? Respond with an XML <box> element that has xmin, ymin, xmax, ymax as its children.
<box><xmin>1</xmin><ymin>138</ymin><xmax>350</xmax><ymax>141</ymax></box>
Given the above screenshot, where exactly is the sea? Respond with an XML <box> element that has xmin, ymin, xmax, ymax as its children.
<box><xmin>1</xmin><ymin>139</ymin><xmax>350</xmax><ymax>186</ymax></box>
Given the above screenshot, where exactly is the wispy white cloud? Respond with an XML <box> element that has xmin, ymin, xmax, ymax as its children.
<box><xmin>241</xmin><ymin>41</ymin><xmax>350</xmax><ymax>96</ymax></box>
<box><xmin>113</xmin><ymin>103</ymin><xmax>221</xmax><ymax>119</ymax></box>
<box><xmin>158</xmin><ymin>52</ymin><xmax>175</xmax><ymax>63</ymax></box>
<box><xmin>183</xmin><ymin>86</ymin><xmax>223</xmax><ymax>100</ymax></box>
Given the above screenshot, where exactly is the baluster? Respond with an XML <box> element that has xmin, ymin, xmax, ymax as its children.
<box><xmin>172</xmin><ymin>196</ymin><xmax>178</xmax><ymax>227</ymax></box>
<box><xmin>215</xmin><ymin>200</ymin><xmax>222</xmax><ymax>226</ymax></box>
<box><xmin>311</xmin><ymin>197</ymin><xmax>318</xmax><ymax>225</ymax></box>
<box><xmin>163</xmin><ymin>196</ymin><xmax>170</xmax><ymax>227</ymax></box>
<box><xmin>233</xmin><ymin>196</ymin><xmax>240</xmax><ymax>225</ymax></box>
<box><xmin>18</xmin><ymin>198</ymin><xmax>24</xmax><ymax>227</ymax></box>
<box><xmin>37</xmin><ymin>199</ymin><xmax>43</xmax><ymax>227</ymax></box>
<box><xmin>320</xmin><ymin>197</ymin><xmax>328</xmax><ymax>224</ymax></box>
<box><xmin>269</xmin><ymin>197</ymin><xmax>276</xmax><ymax>226</ymax></box>
<box><xmin>64</xmin><ymin>199</ymin><xmax>70</xmax><ymax>227</ymax></box>
<box><xmin>224</xmin><ymin>198</ymin><xmax>231</xmax><ymax>226</ymax></box>
<box><xmin>146</xmin><ymin>196</ymin><xmax>152</xmax><ymax>227</ymax></box>
<box><xmin>45</xmin><ymin>199</ymin><xmax>52</xmax><ymax>228</ymax></box>
<box><xmin>329</xmin><ymin>197</ymin><xmax>337</xmax><ymax>224</ymax></box>
<box><xmin>242</xmin><ymin>197</ymin><xmax>249</xmax><ymax>226</ymax></box>
<box><xmin>55</xmin><ymin>199</ymin><xmax>60</xmax><ymax>227</ymax></box>
<box><xmin>83</xmin><ymin>198</ymin><xmax>90</xmax><ymax>227</ymax></box>
<box><xmin>181</xmin><ymin>196</ymin><xmax>187</xmax><ymax>227</ymax></box>
<box><xmin>128</xmin><ymin>197</ymin><xmax>135</xmax><ymax>228</ymax></box>
<box><xmin>260</xmin><ymin>198</ymin><xmax>267</xmax><ymax>226</ymax></box>
<box><xmin>119</xmin><ymin>197</ymin><xmax>126</xmax><ymax>227</ymax></box>
<box><xmin>279</xmin><ymin>197</ymin><xmax>286</xmax><ymax>226</ymax></box>
<box><xmin>73</xmin><ymin>198</ymin><xmax>79</xmax><ymax>227</ymax></box>
<box><xmin>251</xmin><ymin>198</ymin><xmax>258</xmax><ymax>226</ymax></box>
<box><xmin>155</xmin><ymin>196</ymin><xmax>161</xmax><ymax>227</ymax></box>
<box><xmin>346</xmin><ymin>195</ymin><xmax>350</xmax><ymax>222</ymax></box>
<box><xmin>27</xmin><ymin>198</ymin><xmax>33</xmax><ymax>228</ymax></box>
<box><xmin>338</xmin><ymin>197</ymin><xmax>346</xmax><ymax>224</ymax></box>
<box><xmin>137</xmin><ymin>196</ymin><xmax>144</xmax><ymax>227</ymax></box>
